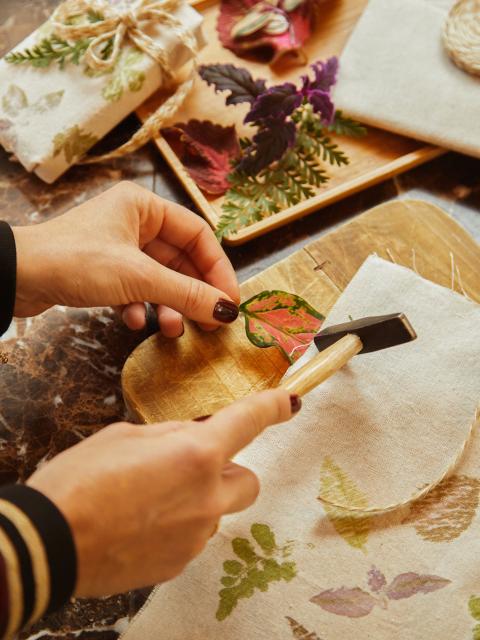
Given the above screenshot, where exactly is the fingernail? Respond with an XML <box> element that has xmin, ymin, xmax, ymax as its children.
<box><xmin>193</xmin><ymin>415</ymin><xmax>211</xmax><ymax>422</ymax></box>
<box><xmin>290</xmin><ymin>394</ymin><xmax>302</xmax><ymax>414</ymax></box>
<box><xmin>213</xmin><ymin>299</ymin><xmax>239</xmax><ymax>324</ymax></box>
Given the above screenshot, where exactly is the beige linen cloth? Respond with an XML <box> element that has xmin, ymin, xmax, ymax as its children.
<box><xmin>122</xmin><ymin>255</ymin><xmax>480</xmax><ymax>640</ymax></box>
<box><xmin>333</xmin><ymin>0</ymin><xmax>480</xmax><ymax>159</ymax></box>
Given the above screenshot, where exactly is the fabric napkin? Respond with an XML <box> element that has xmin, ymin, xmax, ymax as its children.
<box><xmin>333</xmin><ymin>0</ymin><xmax>480</xmax><ymax>158</ymax></box>
<box><xmin>122</xmin><ymin>255</ymin><xmax>480</xmax><ymax>640</ymax></box>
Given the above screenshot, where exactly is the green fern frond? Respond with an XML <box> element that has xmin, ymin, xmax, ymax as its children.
<box><xmin>329</xmin><ymin>110</ymin><xmax>367</xmax><ymax>137</ymax></box>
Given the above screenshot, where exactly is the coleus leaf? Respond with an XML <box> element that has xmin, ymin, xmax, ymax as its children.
<box><xmin>240</xmin><ymin>290</ymin><xmax>324</xmax><ymax>363</ymax></box>
<box><xmin>199</xmin><ymin>63</ymin><xmax>266</xmax><ymax>106</ymax></box>
<box><xmin>161</xmin><ymin>120</ymin><xmax>240</xmax><ymax>195</ymax></box>
<box><xmin>244</xmin><ymin>83</ymin><xmax>302</xmax><ymax>123</ymax></box>
<box><xmin>385</xmin><ymin>573</ymin><xmax>451</xmax><ymax>600</ymax></box>
<box><xmin>217</xmin><ymin>0</ymin><xmax>313</xmax><ymax>65</ymax></box>
<box><xmin>237</xmin><ymin>120</ymin><xmax>296</xmax><ymax>174</ymax></box>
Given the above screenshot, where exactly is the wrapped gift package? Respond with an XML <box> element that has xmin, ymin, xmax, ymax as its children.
<box><xmin>333</xmin><ymin>0</ymin><xmax>480</xmax><ymax>159</ymax></box>
<box><xmin>0</xmin><ymin>1</ymin><xmax>205</xmax><ymax>183</ymax></box>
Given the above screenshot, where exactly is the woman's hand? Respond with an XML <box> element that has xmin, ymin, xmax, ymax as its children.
<box><xmin>27</xmin><ymin>389</ymin><xmax>299</xmax><ymax>597</ymax></box>
<box><xmin>12</xmin><ymin>182</ymin><xmax>240</xmax><ymax>336</ymax></box>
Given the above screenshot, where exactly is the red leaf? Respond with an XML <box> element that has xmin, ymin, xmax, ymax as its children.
<box><xmin>161</xmin><ymin>120</ymin><xmax>240</xmax><ymax>195</ymax></box>
<box><xmin>218</xmin><ymin>0</ymin><xmax>313</xmax><ymax>65</ymax></box>
<box><xmin>240</xmin><ymin>290</ymin><xmax>324</xmax><ymax>363</ymax></box>
<box><xmin>385</xmin><ymin>573</ymin><xmax>451</xmax><ymax>601</ymax></box>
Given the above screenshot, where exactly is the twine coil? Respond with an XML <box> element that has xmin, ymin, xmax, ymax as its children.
<box><xmin>49</xmin><ymin>0</ymin><xmax>198</xmax><ymax>163</ymax></box>
<box><xmin>443</xmin><ymin>0</ymin><xmax>480</xmax><ymax>76</ymax></box>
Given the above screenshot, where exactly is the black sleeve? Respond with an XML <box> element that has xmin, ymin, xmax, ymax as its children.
<box><xmin>0</xmin><ymin>221</ymin><xmax>16</xmax><ymax>337</ymax></box>
<box><xmin>0</xmin><ymin>485</ymin><xmax>77</xmax><ymax>638</ymax></box>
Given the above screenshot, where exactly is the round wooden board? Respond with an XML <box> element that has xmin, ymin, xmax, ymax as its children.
<box><xmin>122</xmin><ymin>200</ymin><xmax>480</xmax><ymax>424</ymax></box>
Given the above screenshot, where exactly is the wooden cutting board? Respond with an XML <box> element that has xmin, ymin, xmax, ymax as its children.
<box><xmin>121</xmin><ymin>199</ymin><xmax>480</xmax><ymax>423</ymax></box>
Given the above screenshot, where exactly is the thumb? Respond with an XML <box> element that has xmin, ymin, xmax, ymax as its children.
<box><xmin>136</xmin><ymin>254</ymin><xmax>239</xmax><ymax>326</ymax></box>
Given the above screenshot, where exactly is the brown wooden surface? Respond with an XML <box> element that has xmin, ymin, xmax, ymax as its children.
<box><xmin>137</xmin><ymin>0</ymin><xmax>444</xmax><ymax>245</ymax></box>
<box><xmin>122</xmin><ymin>199</ymin><xmax>480</xmax><ymax>423</ymax></box>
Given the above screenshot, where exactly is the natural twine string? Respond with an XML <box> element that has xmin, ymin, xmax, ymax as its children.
<box><xmin>443</xmin><ymin>0</ymin><xmax>480</xmax><ymax>76</ymax></box>
<box><xmin>317</xmin><ymin>251</ymin><xmax>480</xmax><ymax>516</ymax></box>
<box><xmin>50</xmin><ymin>0</ymin><xmax>198</xmax><ymax>163</ymax></box>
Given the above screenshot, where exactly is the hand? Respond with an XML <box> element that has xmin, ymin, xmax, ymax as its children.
<box><xmin>12</xmin><ymin>182</ymin><xmax>240</xmax><ymax>336</ymax></box>
<box><xmin>27</xmin><ymin>389</ymin><xmax>299</xmax><ymax>597</ymax></box>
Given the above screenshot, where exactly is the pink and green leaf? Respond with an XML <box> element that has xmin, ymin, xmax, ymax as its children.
<box><xmin>240</xmin><ymin>290</ymin><xmax>324</xmax><ymax>363</ymax></box>
<box><xmin>310</xmin><ymin>587</ymin><xmax>377</xmax><ymax>618</ymax></box>
<box><xmin>385</xmin><ymin>573</ymin><xmax>451</xmax><ymax>600</ymax></box>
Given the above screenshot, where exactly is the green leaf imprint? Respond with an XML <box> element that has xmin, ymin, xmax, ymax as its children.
<box><xmin>2</xmin><ymin>85</ymin><xmax>28</xmax><ymax>117</ymax></box>
<box><xmin>216</xmin><ymin>523</ymin><xmax>297</xmax><ymax>621</ymax></box>
<box><xmin>99</xmin><ymin>49</ymin><xmax>146</xmax><ymax>102</ymax></box>
<box><xmin>319</xmin><ymin>457</ymin><xmax>371</xmax><ymax>551</ymax></box>
<box><xmin>32</xmin><ymin>90</ymin><xmax>65</xmax><ymax>114</ymax></box>
<box><xmin>469</xmin><ymin>596</ymin><xmax>480</xmax><ymax>638</ymax></box>
<box><xmin>53</xmin><ymin>125</ymin><xmax>98</xmax><ymax>164</ymax></box>
<box><xmin>403</xmin><ymin>475</ymin><xmax>480</xmax><ymax>543</ymax></box>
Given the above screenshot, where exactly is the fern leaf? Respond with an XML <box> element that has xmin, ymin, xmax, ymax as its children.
<box><xmin>329</xmin><ymin>110</ymin><xmax>367</xmax><ymax>137</ymax></box>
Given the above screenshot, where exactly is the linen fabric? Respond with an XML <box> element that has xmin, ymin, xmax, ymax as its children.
<box><xmin>123</xmin><ymin>256</ymin><xmax>480</xmax><ymax>640</ymax></box>
<box><xmin>333</xmin><ymin>0</ymin><xmax>480</xmax><ymax>159</ymax></box>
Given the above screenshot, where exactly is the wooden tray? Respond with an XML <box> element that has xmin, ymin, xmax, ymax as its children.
<box><xmin>137</xmin><ymin>0</ymin><xmax>445</xmax><ymax>245</ymax></box>
<box><xmin>121</xmin><ymin>199</ymin><xmax>480</xmax><ymax>423</ymax></box>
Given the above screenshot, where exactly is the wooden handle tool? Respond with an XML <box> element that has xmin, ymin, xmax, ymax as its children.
<box><xmin>280</xmin><ymin>313</ymin><xmax>417</xmax><ymax>397</ymax></box>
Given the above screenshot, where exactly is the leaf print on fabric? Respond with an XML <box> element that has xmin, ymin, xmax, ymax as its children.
<box><xmin>403</xmin><ymin>475</ymin><xmax>480</xmax><ymax>542</ymax></box>
<box><xmin>318</xmin><ymin>457</ymin><xmax>371</xmax><ymax>551</ymax></box>
<box><xmin>100</xmin><ymin>49</ymin><xmax>146</xmax><ymax>102</ymax></box>
<box><xmin>385</xmin><ymin>573</ymin><xmax>451</xmax><ymax>600</ymax></box>
<box><xmin>2</xmin><ymin>85</ymin><xmax>28</xmax><ymax>116</ymax></box>
<box><xmin>216</xmin><ymin>523</ymin><xmax>296</xmax><ymax>621</ymax></box>
<box><xmin>367</xmin><ymin>566</ymin><xmax>387</xmax><ymax>592</ymax></box>
<box><xmin>311</xmin><ymin>567</ymin><xmax>451</xmax><ymax>618</ymax></box>
<box><xmin>469</xmin><ymin>596</ymin><xmax>480</xmax><ymax>640</ymax></box>
<box><xmin>286</xmin><ymin>616</ymin><xmax>324</xmax><ymax>639</ymax></box>
<box><xmin>32</xmin><ymin>90</ymin><xmax>65</xmax><ymax>114</ymax></box>
<box><xmin>239</xmin><ymin>290</ymin><xmax>324</xmax><ymax>364</ymax></box>
<box><xmin>53</xmin><ymin>126</ymin><xmax>98</xmax><ymax>164</ymax></box>
<box><xmin>310</xmin><ymin>587</ymin><xmax>377</xmax><ymax>618</ymax></box>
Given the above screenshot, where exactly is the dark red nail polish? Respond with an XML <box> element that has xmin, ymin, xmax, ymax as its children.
<box><xmin>213</xmin><ymin>299</ymin><xmax>239</xmax><ymax>323</ymax></box>
<box><xmin>193</xmin><ymin>415</ymin><xmax>211</xmax><ymax>422</ymax></box>
<box><xmin>290</xmin><ymin>394</ymin><xmax>302</xmax><ymax>413</ymax></box>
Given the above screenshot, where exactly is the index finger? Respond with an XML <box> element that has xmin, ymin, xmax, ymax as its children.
<box><xmin>194</xmin><ymin>389</ymin><xmax>295</xmax><ymax>460</ymax></box>
<box><xmin>140</xmin><ymin>192</ymin><xmax>240</xmax><ymax>303</ymax></box>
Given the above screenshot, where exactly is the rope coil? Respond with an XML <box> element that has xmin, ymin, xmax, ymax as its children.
<box><xmin>443</xmin><ymin>0</ymin><xmax>480</xmax><ymax>76</ymax></box>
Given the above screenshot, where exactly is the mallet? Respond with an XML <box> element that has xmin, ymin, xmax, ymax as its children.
<box><xmin>280</xmin><ymin>313</ymin><xmax>417</xmax><ymax>396</ymax></box>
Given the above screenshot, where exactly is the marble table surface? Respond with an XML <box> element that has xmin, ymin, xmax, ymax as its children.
<box><xmin>0</xmin><ymin>1</ymin><xmax>479</xmax><ymax>638</ymax></box>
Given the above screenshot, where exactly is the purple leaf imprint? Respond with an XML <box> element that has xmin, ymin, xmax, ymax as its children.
<box><xmin>367</xmin><ymin>566</ymin><xmax>387</xmax><ymax>593</ymax></box>
<box><xmin>310</xmin><ymin>587</ymin><xmax>377</xmax><ymax>618</ymax></box>
<box><xmin>386</xmin><ymin>573</ymin><xmax>451</xmax><ymax>601</ymax></box>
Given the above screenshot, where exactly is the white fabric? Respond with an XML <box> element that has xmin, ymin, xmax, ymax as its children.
<box><xmin>333</xmin><ymin>0</ymin><xmax>480</xmax><ymax>159</ymax></box>
<box><xmin>122</xmin><ymin>256</ymin><xmax>480</xmax><ymax>640</ymax></box>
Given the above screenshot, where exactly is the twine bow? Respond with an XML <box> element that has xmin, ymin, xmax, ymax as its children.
<box><xmin>49</xmin><ymin>0</ymin><xmax>199</xmax><ymax>162</ymax></box>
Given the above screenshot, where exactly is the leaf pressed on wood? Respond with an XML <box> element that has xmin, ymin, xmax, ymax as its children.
<box><xmin>403</xmin><ymin>475</ymin><xmax>480</xmax><ymax>543</ymax></box>
<box><xmin>162</xmin><ymin>120</ymin><xmax>240</xmax><ymax>196</ymax></box>
<box><xmin>319</xmin><ymin>457</ymin><xmax>371</xmax><ymax>551</ymax></box>
<box><xmin>385</xmin><ymin>572</ymin><xmax>451</xmax><ymax>600</ymax></box>
<box><xmin>199</xmin><ymin>63</ymin><xmax>266</xmax><ymax>105</ymax></box>
<box><xmin>310</xmin><ymin>587</ymin><xmax>377</xmax><ymax>618</ymax></box>
<box><xmin>286</xmin><ymin>616</ymin><xmax>323</xmax><ymax>639</ymax></box>
<box><xmin>239</xmin><ymin>290</ymin><xmax>324</xmax><ymax>363</ymax></box>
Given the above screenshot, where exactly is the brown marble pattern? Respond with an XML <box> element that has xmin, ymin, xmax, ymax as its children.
<box><xmin>0</xmin><ymin>1</ymin><xmax>479</xmax><ymax>639</ymax></box>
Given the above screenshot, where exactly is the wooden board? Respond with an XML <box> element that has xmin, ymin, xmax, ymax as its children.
<box><xmin>136</xmin><ymin>0</ymin><xmax>445</xmax><ymax>245</ymax></box>
<box><xmin>122</xmin><ymin>199</ymin><xmax>480</xmax><ymax>423</ymax></box>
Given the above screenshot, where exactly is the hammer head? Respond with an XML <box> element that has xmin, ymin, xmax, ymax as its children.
<box><xmin>314</xmin><ymin>313</ymin><xmax>417</xmax><ymax>354</ymax></box>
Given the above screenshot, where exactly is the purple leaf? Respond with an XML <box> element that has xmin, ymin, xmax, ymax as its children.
<box><xmin>244</xmin><ymin>83</ymin><xmax>302</xmax><ymax>123</ymax></box>
<box><xmin>367</xmin><ymin>566</ymin><xmax>387</xmax><ymax>593</ymax></box>
<box><xmin>199</xmin><ymin>63</ymin><xmax>266</xmax><ymax>106</ymax></box>
<box><xmin>306</xmin><ymin>89</ymin><xmax>334</xmax><ymax>125</ymax></box>
<box><xmin>304</xmin><ymin>57</ymin><xmax>338</xmax><ymax>92</ymax></box>
<box><xmin>310</xmin><ymin>587</ymin><xmax>377</xmax><ymax>618</ymax></box>
<box><xmin>386</xmin><ymin>573</ymin><xmax>451</xmax><ymax>601</ymax></box>
<box><xmin>237</xmin><ymin>120</ymin><xmax>296</xmax><ymax>174</ymax></box>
